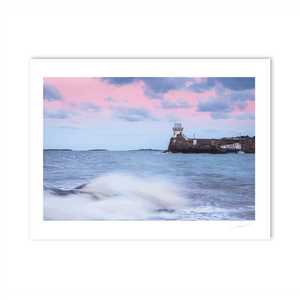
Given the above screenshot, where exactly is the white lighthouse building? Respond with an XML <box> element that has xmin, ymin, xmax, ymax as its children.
<box><xmin>172</xmin><ymin>123</ymin><xmax>183</xmax><ymax>137</ymax></box>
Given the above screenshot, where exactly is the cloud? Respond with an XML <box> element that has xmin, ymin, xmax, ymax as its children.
<box><xmin>175</xmin><ymin>98</ymin><xmax>192</xmax><ymax>109</ymax></box>
<box><xmin>234</xmin><ymin>100</ymin><xmax>249</xmax><ymax>110</ymax></box>
<box><xmin>101</xmin><ymin>77</ymin><xmax>138</xmax><ymax>86</ymax></box>
<box><xmin>196</xmin><ymin>99</ymin><xmax>233</xmax><ymax>113</ymax></box>
<box><xmin>188</xmin><ymin>78</ymin><xmax>216</xmax><ymax>93</ymax></box>
<box><xmin>109</xmin><ymin>104</ymin><xmax>161</xmax><ymax>122</ymax></box>
<box><xmin>80</xmin><ymin>100</ymin><xmax>102</xmax><ymax>113</ymax></box>
<box><xmin>95</xmin><ymin>77</ymin><xmax>255</xmax><ymax>101</ymax></box>
<box><xmin>69</xmin><ymin>100</ymin><xmax>101</xmax><ymax>113</ymax></box>
<box><xmin>142</xmin><ymin>78</ymin><xmax>192</xmax><ymax>99</ymax></box>
<box><xmin>44</xmin><ymin>100</ymin><xmax>100</xmax><ymax>121</ymax></box>
<box><xmin>247</xmin><ymin>112</ymin><xmax>255</xmax><ymax>120</ymax></box>
<box><xmin>210</xmin><ymin>112</ymin><xmax>232</xmax><ymax>119</ymax></box>
<box><xmin>99</xmin><ymin>77</ymin><xmax>189</xmax><ymax>92</ymax></box>
<box><xmin>44</xmin><ymin>107</ymin><xmax>71</xmax><ymax>119</ymax></box>
<box><xmin>57</xmin><ymin>125</ymin><xmax>84</xmax><ymax>129</ymax></box>
<box><xmin>68</xmin><ymin>101</ymin><xmax>78</xmax><ymax>109</ymax></box>
<box><xmin>160</xmin><ymin>99</ymin><xmax>177</xmax><ymax>109</ymax></box>
<box><xmin>104</xmin><ymin>96</ymin><xmax>118</xmax><ymax>102</ymax></box>
<box><xmin>214</xmin><ymin>77</ymin><xmax>255</xmax><ymax>91</ymax></box>
<box><xmin>235</xmin><ymin>112</ymin><xmax>255</xmax><ymax>120</ymax></box>
<box><xmin>196</xmin><ymin>87</ymin><xmax>254</xmax><ymax>118</ymax></box>
<box><xmin>160</xmin><ymin>98</ymin><xmax>192</xmax><ymax>109</ymax></box>
<box><xmin>230</xmin><ymin>89</ymin><xmax>255</xmax><ymax>101</ymax></box>
<box><xmin>143</xmin><ymin>87</ymin><xmax>164</xmax><ymax>100</ymax></box>
<box><xmin>165</xmin><ymin>112</ymin><xmax>180</xmax><ymax>122</ymax></box>
<box><xmin>142</xmin><ymin>78</ymin><xmax>189</xmax><ymax>94</ymax></box>
<box><xmin>188</xmin><ymin>77</ymin><xmax>255</xmax><ymax>93</ymax></box>
<box><xmin>43</xmin><ymin>83</ymin><xmax>64</xmax><ymax>101</ymax></box>
<box><xmin>96</xmin><ymin>77</ymin><xmax>192</xmax><ymax>99</ymax></box>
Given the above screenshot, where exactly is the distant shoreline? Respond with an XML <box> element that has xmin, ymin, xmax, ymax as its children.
<box><xmin>43</xmin><ymin>149</ymin><xmax>164</xmax><ymax>152</ymax></box>
<box><xmin>137</xmin><ymin>149</ymin><xmax>162</xmax><ymax>151</ymax></box>
<box><xmin>43</xmin><ymin>149</ymin><xmax>72</xmax><ymax>151</ymax></box>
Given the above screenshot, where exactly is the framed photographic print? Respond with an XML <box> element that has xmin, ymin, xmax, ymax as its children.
<box><xmin>30</xmin><ymin>59</ymin><xmax>270</xmax><ymax>240</ymax></box>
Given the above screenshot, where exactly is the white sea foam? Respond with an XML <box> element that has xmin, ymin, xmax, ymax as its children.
<box><xmin>44</xmin><ymin>172</ymin><xmax>189</xmax><ymax>221</ymax></box>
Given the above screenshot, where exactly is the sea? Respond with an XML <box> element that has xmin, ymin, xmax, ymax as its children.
<box><xmin>43</xmin><ymin>150</ymin><xmax>255</xmax><ymax>221</ymax></box>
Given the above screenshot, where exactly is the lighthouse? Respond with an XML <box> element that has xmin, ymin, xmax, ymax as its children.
<box><xmin>172</xmin><ymin>123</ymin><xmax>183</xmax><ymax>137</ymax></box>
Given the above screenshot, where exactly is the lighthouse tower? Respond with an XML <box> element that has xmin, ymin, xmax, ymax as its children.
<box><xmin>172</xmin><ymin>123</ymin><xmax>183</xmax><ymax>137</ymax></box>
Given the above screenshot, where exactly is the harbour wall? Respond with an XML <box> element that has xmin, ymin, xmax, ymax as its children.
<box><xmin>167</xmin><ymin>135</ymin><xmax>255</xmax><ymax>154</ymax></box>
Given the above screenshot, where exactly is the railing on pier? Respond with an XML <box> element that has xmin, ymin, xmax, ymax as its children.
<box><xmin>181</xmin><ymin>133</ymin><xmax>189</xmax><ymax>140</ymax></box>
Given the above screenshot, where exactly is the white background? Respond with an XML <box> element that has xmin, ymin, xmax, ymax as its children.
<box><xmin>30</xmin><ymin>59</ymin><xmax>270</xmax><ymax>240</ymax></box>
<box><xmin>1</xmin><ymin>1</ymin><xmax>299</xmax><ymax>299</ymax></box>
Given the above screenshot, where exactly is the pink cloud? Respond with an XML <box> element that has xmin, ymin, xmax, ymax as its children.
<box><xmin>43</xmin><ymin>77</ymin><xmax>255</xmax><ymax>127</ymax></box>
<box><xmin>245</xmin><ymin>100</ymin><xmax>255</xmax><ymax>112</ymax></box>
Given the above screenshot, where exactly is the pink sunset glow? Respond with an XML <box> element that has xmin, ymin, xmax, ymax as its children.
<box><xmin>43</xmin><ymin>77</ymin><xmax>255</xmax><ymax>150</ymax></box>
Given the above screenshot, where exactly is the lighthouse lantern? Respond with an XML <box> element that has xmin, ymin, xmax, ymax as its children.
<box><xmin>172</xmin><ymin>123</ymin><xmax>183</xmax><ymax>137</ymax></box>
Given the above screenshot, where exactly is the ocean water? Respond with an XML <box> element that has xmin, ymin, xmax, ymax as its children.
<box><xmin>43</xmin><ymin>150</ymin><xmax>255</xmax><ymax>221</ymax></box>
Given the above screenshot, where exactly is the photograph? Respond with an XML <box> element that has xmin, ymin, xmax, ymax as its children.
<box><xmin>43</xmin><ymin>76</ymin><xmax>255</xmax><ymax>221</ymax></box>
<box><xmin>4</xmin><ymin>2</ymin><xmax>299</xmax><ymax>299</ymax></box>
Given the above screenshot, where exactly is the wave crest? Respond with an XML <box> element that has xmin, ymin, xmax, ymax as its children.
<box><xmin>44</xmin><ymin>172</ymin><xmax>189</xmax><ymax>220</ymax></box>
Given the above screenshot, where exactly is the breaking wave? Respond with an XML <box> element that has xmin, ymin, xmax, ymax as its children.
<box><xmin>44</xmin><ymin>172</ymin><xmax>189</xmax><ymax>221</ymax></box>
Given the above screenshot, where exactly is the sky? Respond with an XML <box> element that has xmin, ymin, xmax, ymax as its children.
<box><xmin>43</xmin><ymin>77</ymin><xmax>255</xmax><ymax>150</ymax></box>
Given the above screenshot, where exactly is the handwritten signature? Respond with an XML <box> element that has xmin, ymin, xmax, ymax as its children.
<box><xmin>230</xmin><ymin>224</ymin><xmax>253</xmax><ymax>229</ymax></box>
